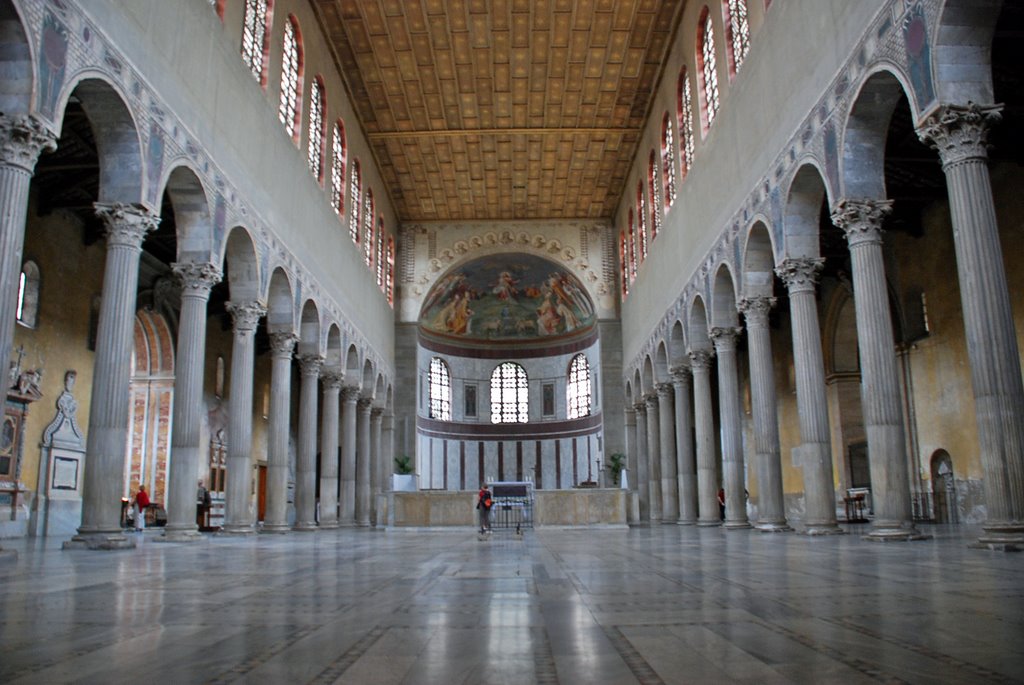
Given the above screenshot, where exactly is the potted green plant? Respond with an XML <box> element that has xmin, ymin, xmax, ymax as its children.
<box><xmin>394</xmin><ymin>455</ymin><xmax>413</xmax><ymax>474</ymax></box>
<box><xmin>607</xmin><ymin>453</ymin><xmax>626</xmax><ymax>486</ymax></box>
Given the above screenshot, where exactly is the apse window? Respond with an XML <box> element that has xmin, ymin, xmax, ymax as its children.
<box><xmin>490</xmin><ymin>362</ymin><xmax>528</xmax><ymax>424</ymax></box>
<box><xmin>16</xmin><ymin>261</ymin><xmax>39</xmax><ymax>328</ymax></box>
<box><xmin>428</xmin><ymin>357</ymin><xmax>451</xmax><ymax>421</ymax></box>
<box><xmin>567</xmin><ymin>354</ymin><xmax>592</xmax><ymax>419</ymax></box>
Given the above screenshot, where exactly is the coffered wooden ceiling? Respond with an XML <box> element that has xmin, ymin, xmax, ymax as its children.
<box><xmin>311</xmin><ymin>0</ymin><xmax>685</xmax><ymax>222</ymax></box>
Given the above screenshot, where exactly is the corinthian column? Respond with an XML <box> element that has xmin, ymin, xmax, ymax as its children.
<box><xmin>293</xmin><ymin>354</ymin><xmax>323</xmax><ymax>531</ymax></box>
<box><xmin>690</xmin><ymin>349</ymin><xmax>720</xmax><ymax>526</ymax></box>
<box><xmin>634</xmin><ymin>402</ymin><xmax>649</xmax><ymax>522</ymax></box>
<box><xmin>644</xmin><ymin>393</ymin><xmax>663</xmax><ymax>522</ymax></box>
<box><xmin>776</xmin><ymin>258</ymin><xmax>841</xmax><ymax>534</ymax></box>
<box><xmin>671</xmin><ymin>368</ymin><xmax>697</xmax><ymax>524</ymax></box>
<box><xmin>832</xmin><ymin>199</ymin><xmax>925</xmax><ymax>541</ymax></box>
<box><xmin>69</xmin><ymin>203</ymin><xmax>158</xmax><ymax>549</ymax></box>
<box><xmin>918</xmin><ymin>103</ymin><xmax>1024</xmax><ymax>550</ymax></box>
<box><xmin>711</xmin><ymin>327</ymin><xmax>751</xmax><ymax>529</ymax></box>
<box><xmin>161</xmin><ymin>262</ymin><xmax>222</xmax><ymax>541</ymax></box>
<box><xmin>262</xmin><ymin>331</ymin><xmax>297</xmax><ymax>533</ymax></box>
<box><xmin>738</xmin><ymin>296</ymin><xmax>790</xmax><ymax>532</ymax></box>
<box><xmin>220</xmin><ymin>300</ymin><xmax>266</xmax><ymax>535</ymax></box>
<box><xmin>656</xmin><ymin>383</ymin><xmax>679</xmax><ymax>522</ymax></box>
<box><xmin>318</xmin><ymin>370</ymin><xmax>343</xmax><ymax>529</ymax></box>
<box><xmin>339</xmin><ymin>386</ymin><xmax>359</xmax><ymax>525</ymax></box>
<box><xmin>370</xmin><ymin>406</ymin><xmax>384</xmax><ymax>525</ymax></box>
<box><xmin>356</xmin><ymin>397</ymin><xmax>373</xmax><ymax>526</ymax></box>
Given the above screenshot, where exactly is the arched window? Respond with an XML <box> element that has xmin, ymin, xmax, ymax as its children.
<box><xmin>330</xmin><ymin>120</ymin><xmax>346</xmax><ymax>216</ymax></box>
<box><xmin>349</xmin><ymin>159</ymin><xmax>362</xmax><ymax>244</ymax></box>
<box><xmin>376</xmin><ymin>217</ymin><xmax>385</xmax><ymax>289</ymax></box>
<box><xmin>307</xmin><ymin>76</ymin><xmax>326</xmax><ymax>183</ymax></box>
<box><xmin>676</xmin><ymin>66</ymin><xmax>696</xmax><ymax>180</ymax></box>
<box><xmin>636</xmin><ymin>181</ymin><xmax>648</xmax><ymax>262</ymax></box>
<box><xmin>241</xmin><ymin>0</ymin><xmax>273</xmax><ymax>87</ymax></box>
<box><xmin>648</xmin><ymin>150</ymin><xmax>661</xmax><ymax>240</ymax></box>
<box><xmin>619</xmin><ymin>230</ymin><xmax>629</xmax><ymax>299</ymax></box>
<box><xmin>723</xmin><ymin>0</ymin><xmax>751</xmax><ymax>76</ymax></box>
<box><xmin>428</xmin><ymin>357</ymin><xmax>452</xmax><ymax>421</ymax></box>
<box><xmin>697</xmin><ymin>6</ymin><xmax>720</xmax><ymax>133</ymax></box>
<box><xmin>490</xmin><ymin>362</ymin><xmax>528</xmax><ymax>424</ymax></box>
<box><xmin>363</xmin><ymin>188</ymin><xmax>375</xmax><ymax>267</ymax></box>
<box><xmin>661</xmin><ymin>113</ymin><xmax>677</xmax><ymax>209</ymax></box>
<box><xmin>567</xmin><ymin>354</ymin><xmax>592</xmax><ymax>419</ymax></box>
<box><xmin>627</xmin><ymin>209</ymin><xmax>637</xmax><ymax>283</ymax></box>
<box><xmin>16</xmin><ymin>261</ymin><xmax>40</xmax><ymax>328</ymax></box>
<box><xmin>278</xmin><ymin>15</ymin><xmax>303</xmax><ymax>142</ymax></box>
<box><xmin>386</xmin><ymin>237</ymin><xmax>395</xmax><ymax>306</ymax></box>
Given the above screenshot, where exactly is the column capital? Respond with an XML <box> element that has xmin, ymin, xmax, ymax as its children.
<box><xmin>357</xmin><ymin>397</ymin><xmax>373</xmax><ymax>412</ymax></box>
<box><xmin>916</xmin><ymin>102</ymin><xmax>1002</xmax><ymax>168</ymax></box>
<box><xmin>738</xmin><ymin>296</ymin><xmax>776</xmax><ymax>327</ymax></box>
<box><xmin>321</xmin><ymin>369</ymin><xmax>345</xmax><ymax>389</ymax></box>
<box><xmin>297</xmin><ymin>353</ymin><xmax>324</xmax><ymax>377</ymax></box>
<box><xmin>268</xmin><ymin>331</ymin><xmax>298</xmax><ymax>358</ymax></box>
<box><xmin>710</xmin><ymin>326</ymin><xmax>742</xmax><ymax>352</ymax></box>
<box><xmin>94</xmin><ymin>202</ymin><xmax>160</xmax><ymax>248</ymax></box>
<box><xmin>831</xmin><ymin>198</ymin><xmax>893</xmax><ymax>247</ymax></box>
<box><xmin>172</xmin><ymin>261</ymin><xmax>222</xmax><ymax>298</ymax></box>
<box><xmin>656</xmin><ymin>381</ymin><xmax>674</xmax><ymax>397</ymax></box>
<box><xmin>341</xmin><ymin>385</ymin><xmax>361</xmax><ymax>403</ymax></box>
<box><xmin>775</xmin><ymin>257</ymin><xmax>824</xmax><ymax>294</ymax></box>
<box><xmin>688</xmin><ymin>348</ymin><xmax>715</xmax><ymax>370</ymax></box>
<box><xmin>633</xmin><ymin>401</ymin><xmax>647</xmax><ymax>415</ymax></box>
<box><xmin>669</xmin><ymin>365</ymin><xmax>692</xmax><ymax>386</ymax></box>
<box><xmin>371</xmin><ymin>406</ymin><xmax>384</xmax><ymax>419</ymax></box>
<box><xmin>0</xmin><ymin>114</ymin><xmax>57</xmax><ymax>172</ymax></box>
<box><xmin>644</xmin><ymin>393</ymin><xmax>658</xmax><ymax>410</ymax></box>
<box><xmin>226</xmin><ymin>300</ymin><xmax>266</xmax><ymax>335</ymax></box>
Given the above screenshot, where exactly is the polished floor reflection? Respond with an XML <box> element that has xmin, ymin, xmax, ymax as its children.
<box><xmin>1</xmin><ymin>524</ymin><xmax>1022</xmax><ymax>684</ymax></box>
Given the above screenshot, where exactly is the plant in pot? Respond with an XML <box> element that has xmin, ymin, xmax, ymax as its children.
<box><xmin>607</xmin><ymin>452</ymin><xmax>626</xmax><ymax>485</ymax></box>
<box><xmin>394</xmin><ymin>455</ymin><xmax>413</xmax><ymax>474</ymax></box>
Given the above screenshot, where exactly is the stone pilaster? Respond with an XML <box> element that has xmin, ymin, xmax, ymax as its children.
<box><xmin>711</xmin><ymin>326</ymin><xmax>751</xmax><ymax>529</ymax></box>
<box><xmin>832</xmin><ymin>199</ymin><xmax>925</xmax><ymax>541</ymax></box>
<box><xmin>370</xmin><ymin>407</ymin><xmax>384</xmax><ymax>526</ymax></box>
<box><xmin>339</xmin><ymin>386</ymin><xmax>360</xmax><ymax>525</ymax></box>
<box><xmin>776</xmin><ymin>258</ymin><xmax>842</xmax><ymax>534</ymax></box>
<box><xmin>634</xmin><ymin>402</ymin><xmax>649</xmax><ymax>522</ymax></box>
<box><xmin>69</xmin><ymin>203</ymin><xmax>158</xmax><ymax>549</ymax></box>
<box><xmin>293</xmin><ymin>354</ymin><xmax>323</xmax><ymax>531</ymax></box>
<box><xmin>220</xmin><ymin>300</ymin><xmax>266</xmax><ymax>535</ymax></box>
<box><xmin>644</xmin><ymin>393</ymin><xmax>662</xmax><ymax>522</ymax></box>
<box><xmin>671</xmin><ymin>367</ymin><xmax>697</xmax><ymax>524</ymax></box>
<box><xmin>318</xmin><ymin>370</ymin><xmax>343</xmax><ymax>529</ymax></box>
<box><xmin>161</xmin><ymin>262</ymin><xmax>222</xmax><ymax>541</ymax></box>
<box><xmin>738</xmin><ymin>296</ymin><xmax>791</xmax><ymax>532</ymax></box>
<box><xmin>918</xmin><ymin>103</ymin><xmax>1024</xmax><ymax>550</ymax></box>
<box><xmin>382</xmin><ymin>411</ymin><xmax>395</xmax><ymax>492</ymax></box>
<box><xmin>689</xmin><ymin>349</ymin><xmax>720</xmax><ymax>526</ymax></box>
<box><xmin>624</xmin><ymin>406</ymin><xmax>638</xmax><ymax>523</ymax></box>
<box><xmin>656</xmin><ymin>382</ymin><xmax>678</xmax><ymax>522</ymax></box>
<box><xmin>356</xmin><ymin>397</ymin><xmax>373</xmax><ymax>526</ymax></box>
<box><xmin>262</xmin><ymin>332</ymin><xmax>297</xmax><ymax>533</ymax></box>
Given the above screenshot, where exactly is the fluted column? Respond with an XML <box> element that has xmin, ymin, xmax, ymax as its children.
<box><xmin>161</xmin><ymin>262</ymin><xmax>222</xmax><ymax>541</ymax></box>
<box><xmin>690</xmin><ymin>349</ymin><xmax>720</xmax><ymax>526</ymax></box>
<box><xmin>318</xmin><ymin>370</ymin><xmax>343</xmax><ymax>529</ymax></box>
<box><xmin>656</xmin><ymin>383</ymin><xmax>679</xmax><ymax>522</ymax></box>
<box><xmin>634</xmin><ymin>402</ymin><xmax>649</xmax><ymax>522</ymax></box>
<box><xmin>739</xmin><ymin>296</ymin><xmax>790</xmax><ymax>532</ymax></box>
<box><xmin>644</xmin><ymin>393</ymin><xmax>663</xmax><ymax>522</ymax></box>
<box><xmin>339</xmin><ymin>386</ymin><xmax>359</xmax><ymax>525</ymax></box>
<box><xmin>262</xmin><ymin>332</ymin><xmax>297</xmax><ymax>533</ymax></box>
<box><xmin>711</xmin><ymin>327</ymin><xmax>751</xmax><ymax>529</ymax></box>
<box><xmin>671</xmin><ymin>368</ymin><xmax>697</xmax><ymax>524</ymax></box>
<box><xmin>356</xmin><ymin>397</ymin><xmax>373</xmax><ymax>526</ymax></box>
<box><xmin>71</xmin><ymin>203</ymin><xmax>158</xmax><ymax>547</ymax></box>
<box><xmin>220</xmin><ymin>300</ymin><xmax>266</xmax><ymax>535</ymax></box>
<box><xmin>776</xmin><ymin>258</ymin><xmax>841</xmax><ymax>534</ymax></box>
<box><xmin>370</xmin><ymin>407</ymin><xmax>384</xmax><ymax>525</ymax></box>
<box><xmin>293</xmin><ymin>354</ymin><xmax>323</xmax><ymax>531</ymax></box>
<box><xmin>918</xmin><ymin>103</ymin><xmax>1024</xmax><ymax>549</ymax></box>
<box><xmin>833</xmin><ymin>199</ymin><xmax>924</xmax><ymax>541</ymax></box>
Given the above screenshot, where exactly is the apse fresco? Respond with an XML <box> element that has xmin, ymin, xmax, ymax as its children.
<box><xmin>420</xmin><ymin>253</ymin><xmax>595</xmax><ymax>341</ymax></box>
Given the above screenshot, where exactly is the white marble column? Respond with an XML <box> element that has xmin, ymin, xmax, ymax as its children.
<box><xmin>340</xmin><ymin>386</ymin><xmax>359</xmax><ymax>525</ymax></box>
<box><xmin>690</xmin><ymin>349</ymin><xmax>720</xmax><ymax>526</ymax></box>
<box><xmin>918</xmin><ymin>103</ymin><xmax>1024</xmax><ymax>550</ymax></box>
<box><xmin>671</xmin><ymin>368</ymin><xmax>697</xmax><ymax>524</ymax></box>
<box><xmin>161</xmin><ymin>262</ymin><xmax>222</xmax><ymax>541</ymax></box>
<box><xmin>711</xmin><ymin>327</ymin><xmax>751</xmax><ymax>529</ymax></box>
<box><xmin>776</xmin><ymin>258</ymin><xmax>842</xmax><ymax>534</ymax></box>
<box><xmin>656</xmin><ymin>383</ymin><xmax>679</xmax><ymax>522</ymax></box>
<box><xmin>634</xmin><ymin>402</ymin><xmax>649</xmax><ymax>522</ymax></box>
<box><xmin>293</xmin><ymin>354</ymin><xmax>323</xmax><ymax>531</ymax></box>
<box><xmin>739</xmin><ymin>296</ymin><xmax>791</xmax><ymax>532</ymax></box>
<box><xmin>644</xmin><ymin>393</ymin><xmax>663</xmax><ymax>522</ymax></box>
<box><xmin>220</xmin><ymin>300</ymin><xmax>266</xmax><ymax>535</ymax></box>
<box><xmin>70</xmin><ymin>203</ymin><xmax>158</xmax><ymax>548</ymax></box>
<box><xmin>832</xmin><ymin>199</ymin><xmax>925</xmax><ymax>541</ymax></box>
<box><xmin>356</xmin><ymin>397</ymin><xmax>372</xmax><ymax>526</ymax></box>
<box><xmin>318</xmin><ymin>370</ymin><xmax>343</xmax><ymax>529</ymax></box>
<box><xmin>370</xmin><ymin>407</ymin><xmax>383</xmax><ymax>525</ymax></box>
<box><xmin>624</xmin><ymin>406</ymin><xmax>638</xmax><ymax>522</ymax></box>
<box><xmin>262</xmin><ymin>332</ymin><xmax>297</xmax><ymax>533</ymax></box>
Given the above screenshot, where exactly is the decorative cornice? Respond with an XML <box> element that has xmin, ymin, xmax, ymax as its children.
<box><xmin>831</xmin><ymin>198</ymin><xmax>893</xmax><ymax>247</ymax></box>
<box><xmin>916</xmin><ymin>102</ymin><xmax>1003</xmax><ymax>169</ymax></box>
<box><xmin>172</xmin><ymin>261</ymin><xmax>222</xmax><ymax>297</ymax></box>
<box><xmin>225</xmin><ymin>300</ymin><xmax>266</xmax><ymax>334</ymax></box>
<box><xmin>0</xmin><ymin>114</ymin><xmax>57</xmax><ymax>172</ymax></box>
<box><xmin>775</xmin><ymin>257</ymin><xmax>825</xmax><ymax>294</ymax></box>
<box><xmin>94</xmin><ymin>202</ymin><xmax>159</xmax><ymax>248</ymax></box>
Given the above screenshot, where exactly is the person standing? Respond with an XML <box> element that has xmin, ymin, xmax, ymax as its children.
<box><xmin>196</xmin><ymin>480</ymin><xmax>211</xmax><ymax>529</ymax></box>
<box><xmin>477</xmin><ymin>483</ymin><xmax>493</xmax><ymax>534</ymax></box>
<box><xmin>133</xmin><ymin>484</ymin><xmax>150</xmax><ymax>532</ymax></box>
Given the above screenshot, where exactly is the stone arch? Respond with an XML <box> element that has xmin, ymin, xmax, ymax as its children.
<box><xmin>669</xmin><ymin>318</ymin><xmax>688</xmax><ymax>369</ymax></box>
<box><xmin>265</xmin><ymin>267</ymin><xmax>294</xmax><ymax>334</ymax></box>
<box><xmin>223</xmin><ymin>226</ymin><xmax>261</xmax><ymax>303</ymax></box>
<box><xmin>641</xmin><ymin>355</ymin><xmax>655</xmax><ymax>398</ymax></box>
<box><xmin>841</xmin><ymin>67</ymin><xmax>917</xmax><ymax>200</ymax></box>
<box><xmin>741</xmin><ymin>220</ymin><xmax>777</xmax><ymax>299</ymax></box>
<box><xmin>929</xmin><ymin>448</ymin><xmax>959</xmax><ymax>523</ymax></box>
<box><xmin>687</xmin><ymin>294</ymin><xmax>711</xmax><ymax>351</ymax></box>
<box><xmin>361</xmin><ymin>358</ymin><xmax>375</xmax><ymax>397</ymax></box>
<box><xmin>374</xmin><ymin>373</ymin><xmax>386</xmax><ymax>406</ymax></box>
<box><xmin>932</xmin><ymin>0</ymin><xmax>1002</xmax><ymax>105</ymax></box>
<box><xmin>297</xmin><ymin>299</ymin><xmax>321</xmax><ymax>356</ymax></box>
<box><xmin>127</xmin><ymin>309</ymin><xmax>175</xmax><ymax>504</ymax></box>
<box><xmin>654</xmin><ymin>340</ymin><xmax>670</xmax><ymax>383</ymax></box>
<box><xmin>824</xmin><ymin>287</ymin><xmax>859</xmax><ymax>375</ymax></box>
<box><xmin>711</xmin><ymin>262</ymin><xmax>739</xmax><ymax>328</ymax></box>
<box><xmin>782</xmin><ymin>162</ymin><xmax>833</xmax><ymax>260</ymax></box>
<box><xmin>624</xmin><ymin>376</ymin><xmax>634</xmax><ymax>406</ymax></box>
<box><xmin>344</xmin><ymin>343</ymin><xmax>360</xmax><ymax>386</ymax></box>
<box><xmin>0</xmin><ymin>1</ymin><xmax>33</xmax><ymax>116</ymax></box>
<box><xmin>631</xmin><ymin>369</ymin><xmax>643</xmax><ymax>405</ymax></box>
<box><xmin>324</xmin><ymin>323</ymin><xmax>343</xmax><ymax>371</ymax></box>
<box><xmin>385</xmin><ymin>384</ymin><xmax>393</xmax><ymax>412</ymax></box>
<box><xmin>161</xmin><ymin>164</ymin><xmax>214</xmax><ymax>263</ymax></box>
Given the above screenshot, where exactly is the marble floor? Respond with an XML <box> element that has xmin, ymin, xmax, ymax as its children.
<box><xmin>0</xmin><ymin>524</ymin><xmax>1022</xmax><ymax>685</ymax></box>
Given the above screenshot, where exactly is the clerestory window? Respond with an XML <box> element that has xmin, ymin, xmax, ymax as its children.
<box><xmin>490</xmin><ymin>362</ymin><xmax>528</xmax><ymax>424</ymax></box>
<box><xmin>307</xmin><ymin>76</ymin><xmax>325</xmax><ymax>183</ymax></box>
<box><xmin>241</xmin><ymin>0</ymin><xmax>273</xmax><ymax>87</ymax></box>
<box><xmin>278</xmin><ymin>15</ymin><xmax>303</xmax><ymax>142</ymax></box>
<box><xmin>428</xmin><ymin>357</ymin><xmax>452</xmax><ymax>421</ymax></box>
<box><xmin>567</xmin><ymin>354</ymin><xmax>592</xmax><ymax>419</ymax></box>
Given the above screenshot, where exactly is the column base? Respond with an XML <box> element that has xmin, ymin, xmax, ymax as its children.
<box><xmin>218</xmin><ymin>524</ymin><xmax>257</xmax><ymax>536</ymax></box>
<box><xmin>63</xmin><ymin>532</ymin><xmax>136</xmax><ymax>550</ymax></box>
<box><xmin>318</xmin><ymin>520</ymin><xmax>340</xmax><ymax>530</ymax></box>
<box><xmin>157</xmin><ymin>528</ymin><xmax>202</xmax><ymax>543</ymax></box>
<box><xmin>697</xmin><ymin>519</ymin><xmax>723</xmax><ymax>527</ymax></box>
<box><xmin>723</xmin><ymin>520</ymin><xmax>752</xmax><ymax>530</ymax></box>
<box><xmin>755</xmin><ymin>521</ymin><xmax>793</xmax><ymax>533</ymax></box>
<box><xmin>802</xmin><ymin>523</ymin><xmax>845</xmax><ymax>536</ymax></box>
<box><xmin>292</xmin><ymin>522</ymin><xmax>318</xmax><ymax>532</ymax></box>
<box><xmin>676</xmin><ymin>519</ymin><xmax>698</xmax><ymax>526</ymax></box>
<box><xmin>972</xmin><ymin>526</ymin><xmax>1024</xmax><ymax>552</ymax></box>
<box><xmin>864</xmin><ymin>522</ymin><xmax>930</xmax><ymax>542</ymax></box>
<box><xmin>260</xmin><ymin>523</ymin><xmax>291</xmax><ymax>534</ymax></box>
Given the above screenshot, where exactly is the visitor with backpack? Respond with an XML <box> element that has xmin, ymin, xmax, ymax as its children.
<box><xmin>477</xmin><ymin>483</ymin><xmax>493</xmax><ymax>533</ymax></box>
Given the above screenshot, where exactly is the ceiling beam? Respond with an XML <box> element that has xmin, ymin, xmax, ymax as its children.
<box><xmin>367</xmin><ymin>127</ymin><xmax>640</xmax><ymax>141</ymax></box>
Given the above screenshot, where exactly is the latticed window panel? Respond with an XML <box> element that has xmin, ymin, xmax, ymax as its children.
<box><xmin>241</xmin><ymin>0</ymin><xmax>269</xmax><ymax>83</ymax></box>
<box><xmin>637</xmin><ymin>182</ymin><xmax>648</xmax><ymax>261</ymax></box>
<box><xmin>349</xmin><ymin>160</ymin><xmax>361</xmax><ymax>244</ymax></box>
<box><xmin>700</xmin><ymin>9</ymin><xmax>721</xmax><ymax>129</ymax></box>
<box><xmin>490</xmin><ymin>362</ymin><xmax>528</xmax><ymax>424</ymax></box>
<box><xmin>331</xmin><ymin>122</ymin><xmax>346</xmax><ymax>215</ymax></box>
<box><xmin>726</xmin><ymin>0</ymin><xmax>751</xmax><ymax>73</ymax></box>
<box><xmin>619</xmin><ymin>231</ymin><xmax>629</xmax><ymax>299</ymax></box>
<box><xmin>278</xmin><ymin>17</ymin><xmax>301</xmax><ymax>139</ymax></box>
<box><xmin>648</xmin><ymin>150</ymin><xmax>662</xmax><ymax>240</ymax></box>
<box><xmin>661</xmin><ymin>114</ymin><xmax>677</xmax><ymax>208</ymax></box>
<box><xmin>677</xmin><ymin>68</ymin><xmax>696</xmax><ymax>178</ymax></box>
<box><xmin>376</xmin><ymin>219</ymin><xmax>385</xmax><ymax>288</ymax></box>
<box><xmin>567</xmin><ymin>354</ymin><xmax>592</xmax><ymax>420</ymax></box>
<box><xmin>363</xmin><ymin>188</ymin><xmax>375</xmax><ymax>266</ymax></box>
<box><xmin>627</xmin><ymin>211</ymin><xmax>637</xmax><ymax>283</ymax></box>
<box><xmin>386</xmin><ymin>237</ymin><xmax>395</xmax><ymax>306</ymax></box>
<box><xmin>428</xmin><ymin>357</ymin><xmax>451</xmax><ymax>421</ymax></box>
<box><xmin>307</xmin><ymin>78</ymin><xmax>324</xmax><ymax>182</ymax></box>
